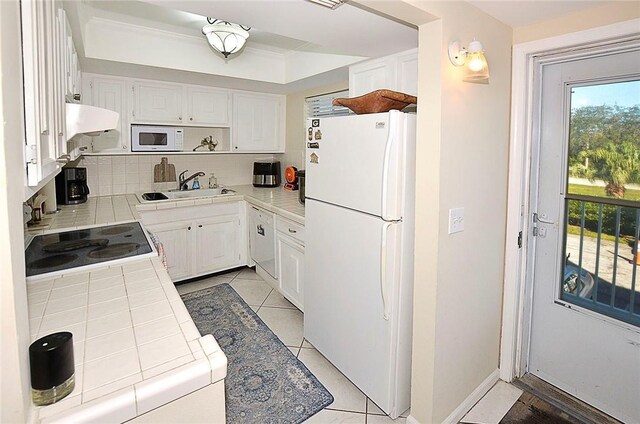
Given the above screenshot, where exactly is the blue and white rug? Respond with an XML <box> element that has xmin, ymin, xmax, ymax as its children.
<box><xmin>182</xmin><ymin>283</ymin><xmax>334</xmax><ymax>424</ymax></box>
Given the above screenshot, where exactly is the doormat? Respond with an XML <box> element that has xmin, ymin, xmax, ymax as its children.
<box><xmin>182</xmin><ymin>283</ymin><xmax>333</xmax><ymax>424</ymax></box>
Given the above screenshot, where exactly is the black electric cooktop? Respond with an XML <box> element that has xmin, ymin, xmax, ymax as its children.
<box><xmin>25</xmin><ymin>222</ymin><xmax>154</xmax><ymax>278</ymax></box>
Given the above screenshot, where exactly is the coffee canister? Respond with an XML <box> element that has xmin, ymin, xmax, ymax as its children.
<box><xmin>29</xmin><ymin>332</ymin><xmax>75</xmax><ymax>406</ymax></box>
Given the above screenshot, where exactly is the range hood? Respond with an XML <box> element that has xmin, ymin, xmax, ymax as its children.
<box><xmin>66</xmin><ymin>103</ymin><xmax>119</xmax><ymax>140</ymax></box>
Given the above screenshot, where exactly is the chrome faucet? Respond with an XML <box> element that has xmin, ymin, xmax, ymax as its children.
<box><xmin>178</xmin><ymin>170</ymin><xmax>205</xmax><ymax>191</ymax></box>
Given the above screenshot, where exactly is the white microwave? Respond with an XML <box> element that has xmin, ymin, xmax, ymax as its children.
<box><xmin>131</xmin><ymin>125</ymin><xmax>184</xmax><ymax>152</ymax></box>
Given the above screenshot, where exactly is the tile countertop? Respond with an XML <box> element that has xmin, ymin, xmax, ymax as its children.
<box><xmin>27</xmin><ymin>195</ymin><xmax>140</xmax><ymax>235</ymax></box>
<box><xmin>230</xmin><ymin>185</ymin><xmax>305</xmax><ymax>224</ymax></box>
<box><xmin>28</xmin><ymin>186</ymin><xmax>304</xmax><ymax>234</ymax></box>
<box><xmin>27</xmin><ymin>257</ymin><xmax>227</xmax><ymax>424</ymax></box>
<box><xmin>135</xmin><ymin>185</ymin><xmax>305</xmax><ymax>224</ymax></box>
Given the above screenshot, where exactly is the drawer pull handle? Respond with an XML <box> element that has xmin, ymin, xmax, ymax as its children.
<box><xmin>288</xmin><ymin>228</ymin><xmax>297</xmax><ymax>233</ymax></box>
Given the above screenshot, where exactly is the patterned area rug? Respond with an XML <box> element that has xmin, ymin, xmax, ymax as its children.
<box><xmin>182</xmin><ymin>283</ymin><xmax>334</xmax><ymax>424</ymax></box>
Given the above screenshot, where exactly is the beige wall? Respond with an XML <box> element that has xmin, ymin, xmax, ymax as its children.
<box><xmin>0</xmin><ymin>1</ymin><xmax>34</xmax><ymax>422</ymax></box>
<box><xmin>514</xmin><ymin>1</ymin><xmax>640</xmax><ymax>44</ymax></box>
<box><xmin>278</xmin><ymin>82</ymin><xmax>348</xmax><ymax>179</ymax></box>
<box><xmin>402</xmin><ymin>1</ymin><xmax>513</xmax><ymax>422</ymax></box>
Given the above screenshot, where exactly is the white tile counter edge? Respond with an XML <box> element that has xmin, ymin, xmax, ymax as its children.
<box><xmin>32</xmin><ymin>257</ymin><xmax>227</xmax><ymax>424</ymax></box>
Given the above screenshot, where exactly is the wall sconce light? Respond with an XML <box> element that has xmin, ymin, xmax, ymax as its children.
<box><xmin>448</xmin><ymin>39</ymin><xmax>489</xmax><ymax>84</ymax></box>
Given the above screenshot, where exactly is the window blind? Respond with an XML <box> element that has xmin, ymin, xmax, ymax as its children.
<box><xmin>305</xmin><ymin>90</ymin><xmax>351</xmax><ymax>118</ymax></box>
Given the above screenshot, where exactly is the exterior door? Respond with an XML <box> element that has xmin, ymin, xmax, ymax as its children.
<box><xmin>528</xmin><ymin>45</ymin><xmax>640</xmax><ymax>423</ymax></box>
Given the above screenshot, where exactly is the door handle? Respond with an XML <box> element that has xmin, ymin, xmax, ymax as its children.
<box><xmin>533</xmin><ymin>213</ymin><xmax>555</xmax><ymax>225</ymax></box>
<box><xmin>257</xmin><ymin>224</ymin><xmax>265</xmax><ymax>236</ymax></box>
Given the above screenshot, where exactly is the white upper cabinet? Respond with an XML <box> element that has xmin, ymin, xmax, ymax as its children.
<box><xmin>349</xmin><ymin>48</ymin><xmax>418</xmax><ymax>98</ymax></box>
<box><xmin>58</xmin><ymin>9</ymin><xmax>80</xmax><ymax>103</ymax></box>
<box><xmin>349</xmin><ymin>56</ymin><xmax>397</xmax><ymax>98</ymax></box>
<box><xmin>132</xmin><ymin>81</ymin><xmax>183</xmax><ymax>124</ymax></box>
<box><xmin>232</xmin><ymin>92</ymin><xmax>285</xmax><ymax>152</ymax></box>
<box><xmin>187</xmin><ymin>86</ymin><xmax>230</xmax><ymax>126</ymax></box>
<box><xmin>396</xmin><ymin>50</ymin><xmax>418</xmax><ymax>97</ymax></box>
<box><xmin>22</xmin><ymin>0</ymin><xmax>68</xmax><ymax>187</ymax></box>
<box><xmin>82</xmin><ymin>75</ymin><xmax>129</xmax><ymax>154</ymax></box>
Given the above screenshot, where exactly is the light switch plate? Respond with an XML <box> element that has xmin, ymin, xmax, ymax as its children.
<box><xmin>448</xmin><ymin>208</ymin><xmax>464</xmax><ymax>234</ymax></box>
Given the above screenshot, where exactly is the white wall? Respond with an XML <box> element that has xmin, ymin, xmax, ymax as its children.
<box><xmin>76</xmin><ymin>153</ymin><xmax>275</xmax><ymax>196</ymax></box>
<box><xmin>277</xmin><ymin>81</ymin><xmax>349</xmax><ymax>179</ymax></box>
<box><xmin>0</xmin><ymin>1</ymin><xmax>34</xmax><ymax>422</ymax></box>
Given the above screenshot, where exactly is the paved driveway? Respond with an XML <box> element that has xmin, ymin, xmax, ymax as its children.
<box><xmin>565</xmin><ymin>233</ymin><xmax>637</xmax><ymax>292</ymax></box>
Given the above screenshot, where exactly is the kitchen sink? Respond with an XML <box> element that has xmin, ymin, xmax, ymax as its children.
<box><xmin>141</xmin><ymin>192</ymin><xmax>168</xmax><ymax>201</ymax></box>
<box><xmin>138</xmin><ymin>188</ymin><xmax>235</xmax><ymax>202</ymax></box>
<box><xmin>165</xmin><ymin>188</ymin><xmax>229</xmax><ymax>198</ymax></box>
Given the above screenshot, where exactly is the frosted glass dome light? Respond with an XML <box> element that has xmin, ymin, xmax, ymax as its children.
<box><xmin>202</xmin><ymin>19</ymin><xmax>250</xmax><ymax>58</ymax></box>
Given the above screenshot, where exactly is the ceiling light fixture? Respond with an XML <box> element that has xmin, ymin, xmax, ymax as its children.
<box><xmin>202</xmin><ymin>18</ymin><xmax>251</xmax><ymax>58</ymax></box>
<box><xmin>305</xmin><ymin>0</ymin><xmax>348</xmax><ymax>10</ymax></box>
<box><xmin>448</xmin><ymin>39</ymin><xmax>490</xmax><ymax>84</ymax></box>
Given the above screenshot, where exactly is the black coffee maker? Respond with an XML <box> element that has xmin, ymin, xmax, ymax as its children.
<box><xmin>55</xmin><ymin>168</ymin><xmax>89</xmax><ymax>205</ymax></box>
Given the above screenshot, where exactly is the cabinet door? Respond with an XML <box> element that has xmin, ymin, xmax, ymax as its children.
<box><xmin>349</xmin><ymin>57</ymin><xmax>397</xmax><ymax>98</ymax></box>
<box><xmin>89</xmin><ymin>77</ymin><xmax>128</xmax><ymax>153</ymax></box>
<box><xmin>22</xmin><ymin>0</ymin><xmax>60</xmax><ymax>186</ymax></box>
<box><xmin>53</xmin><ymin>3</ymin><xmax>67</xmax><ymax>159</ymax></box>
<box><xmin>187</xmin><ymin>86</ymin><xmax>230</xmax><ymax>126</ymax></box>
<box><xmin>146</xmin><ymin>221</ymin><xmax>193</xmax><ymax>281</ymax></box>
<box><xmin>133</xmin><ymin>82</ymin><xmax>183</xmax><ymax>124</ymax></box>
<box><xmin>195</xmin><ymin>215</ymin><xmax>241</xmax><ymax>276</ymax></box>
<box><xmin>277</xmin><ymin>234</ymin><xmax>304</xmax><ymax>311</ymax></box>
<box><xmin>396</xmin><ymin>50</ymin><xmax>418</xmax><ymax>97</ymax></box>
<box><xmin>232</xmin><ymin>93</ymin><xmax>284</xmax><ymax>152</ymax></box>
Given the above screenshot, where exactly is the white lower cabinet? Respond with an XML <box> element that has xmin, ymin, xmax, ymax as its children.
<box><xmin>277</xmin><ymin>234</ymin><xmax>304</xmax><ymax>311</ymax></box>
<box><xmin>146</xmin><ymin>220</ymin><xmax>192</xmax><ymax>281</ymax></box>
<box><xmin>140</xmin><ymin>202</ymin><xmax>245</xmax><ymax>282</ymax></box>
<box><xmin>275</xmin><ymin>215</ymin><xmax>305</xmax><ymax>311</ymax></box>
<box><xmin>195</xmin><ymin>215</ymin><xmax>241</xmax><ymax>276</ymax></box>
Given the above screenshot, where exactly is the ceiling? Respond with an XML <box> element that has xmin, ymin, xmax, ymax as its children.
<box><xmin>67</xmin><ymin>0</ymin><xmax>418</xmax><ymax>93</ymax></box>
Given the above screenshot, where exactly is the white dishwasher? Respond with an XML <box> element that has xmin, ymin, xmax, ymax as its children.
<box><xmin>249</xmin><ymin>206</ymin><xmax>277</xmax><ymax>279</ymax></box>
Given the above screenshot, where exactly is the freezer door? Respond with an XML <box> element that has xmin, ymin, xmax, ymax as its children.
<box><xmin>305</xmin><ymin>111</ymin><xmax>407</xmax><ymax>220</ymax></box>
<box><xmin>304</xmin><ymin>199</ymin><xmax>405</xmax><ymax>415</ymax></box>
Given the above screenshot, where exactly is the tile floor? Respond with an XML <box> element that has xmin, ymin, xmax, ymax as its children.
<box><xmin>460</xmin><ymin>381</ymin><xmax>523</xmax><ymax>424</ymax></box>
<box><xmin>176</xmin><ymin>266</ymin><xmax>411</xmax><ymax>423</ymax></box>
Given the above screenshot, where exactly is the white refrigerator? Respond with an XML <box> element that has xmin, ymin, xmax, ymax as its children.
<box><xmin>304</xmin><ymin>110</ymin><xmax>416</xmax><ymax>418</ymax></box>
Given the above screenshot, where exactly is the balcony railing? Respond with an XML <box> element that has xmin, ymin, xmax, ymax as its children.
<box><xmin>562</xmin><ymin>193</ymin><xmax>639</xmax><ymax>327</ymax></box>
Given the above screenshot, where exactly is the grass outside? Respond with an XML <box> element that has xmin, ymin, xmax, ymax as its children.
<box><xmin>566</xmin><ymin>224</ymin><xmax>635</xmax><ymax>245</ymax></box>
<box><xmin>568</xmin><ymin>183</ymin><xmax>640</xmax><ymax>201</ymax></box>
<box><xmin>567</xmin><ymin>184</ymin><xmax>638</xmax><ymax>244</ymax></box>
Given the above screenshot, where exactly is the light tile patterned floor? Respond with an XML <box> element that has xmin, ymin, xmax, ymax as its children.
<box><xmin>176</xmin><ymin>267</ymin><xmax>410</xmax><ymax>423</ymax></box>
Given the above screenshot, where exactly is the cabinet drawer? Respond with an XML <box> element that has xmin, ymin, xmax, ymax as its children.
<box><xmin>276</xmin><ymin>216</ymin><xmax>304</xmax><ymax>243</ymax></box>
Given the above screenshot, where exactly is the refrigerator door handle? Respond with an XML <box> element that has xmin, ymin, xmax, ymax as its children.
<box><xmin>380</xmin><ymin>222</ymin><xmax>392</xmax><ymax>320</ymax></box>
<box><xmin>381</xmin><ymin>117</ymin><xmax>398</xmax><ymax>221</ymax></box>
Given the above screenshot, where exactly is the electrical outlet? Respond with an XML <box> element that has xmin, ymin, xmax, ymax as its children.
<box><xmin>448</xmin><ymin>208</ymin><xmax>464</xmax><ymax>234</ymax></box>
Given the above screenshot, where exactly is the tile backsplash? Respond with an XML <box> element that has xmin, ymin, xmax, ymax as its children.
<box><xmin>78</xmin><ymin>154</ymin><xmax>275</xmax><ymax>197</ymax></box>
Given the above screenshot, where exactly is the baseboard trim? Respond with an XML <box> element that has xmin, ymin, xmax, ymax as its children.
<box><xmin>406</xmin><ymin>415</ymin><xmax>420</xmax><ymax>424</ymax></box>
<box><xmin>442</xmin><ymin>369</ymin><xmax>500</xmax><ymax>424</ymax></box>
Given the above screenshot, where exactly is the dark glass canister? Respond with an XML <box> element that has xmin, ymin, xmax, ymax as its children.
<box><xmin>29</xmin><ymin>332</ymin><xmax>75</xmax><ymax>406</ymax></box>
